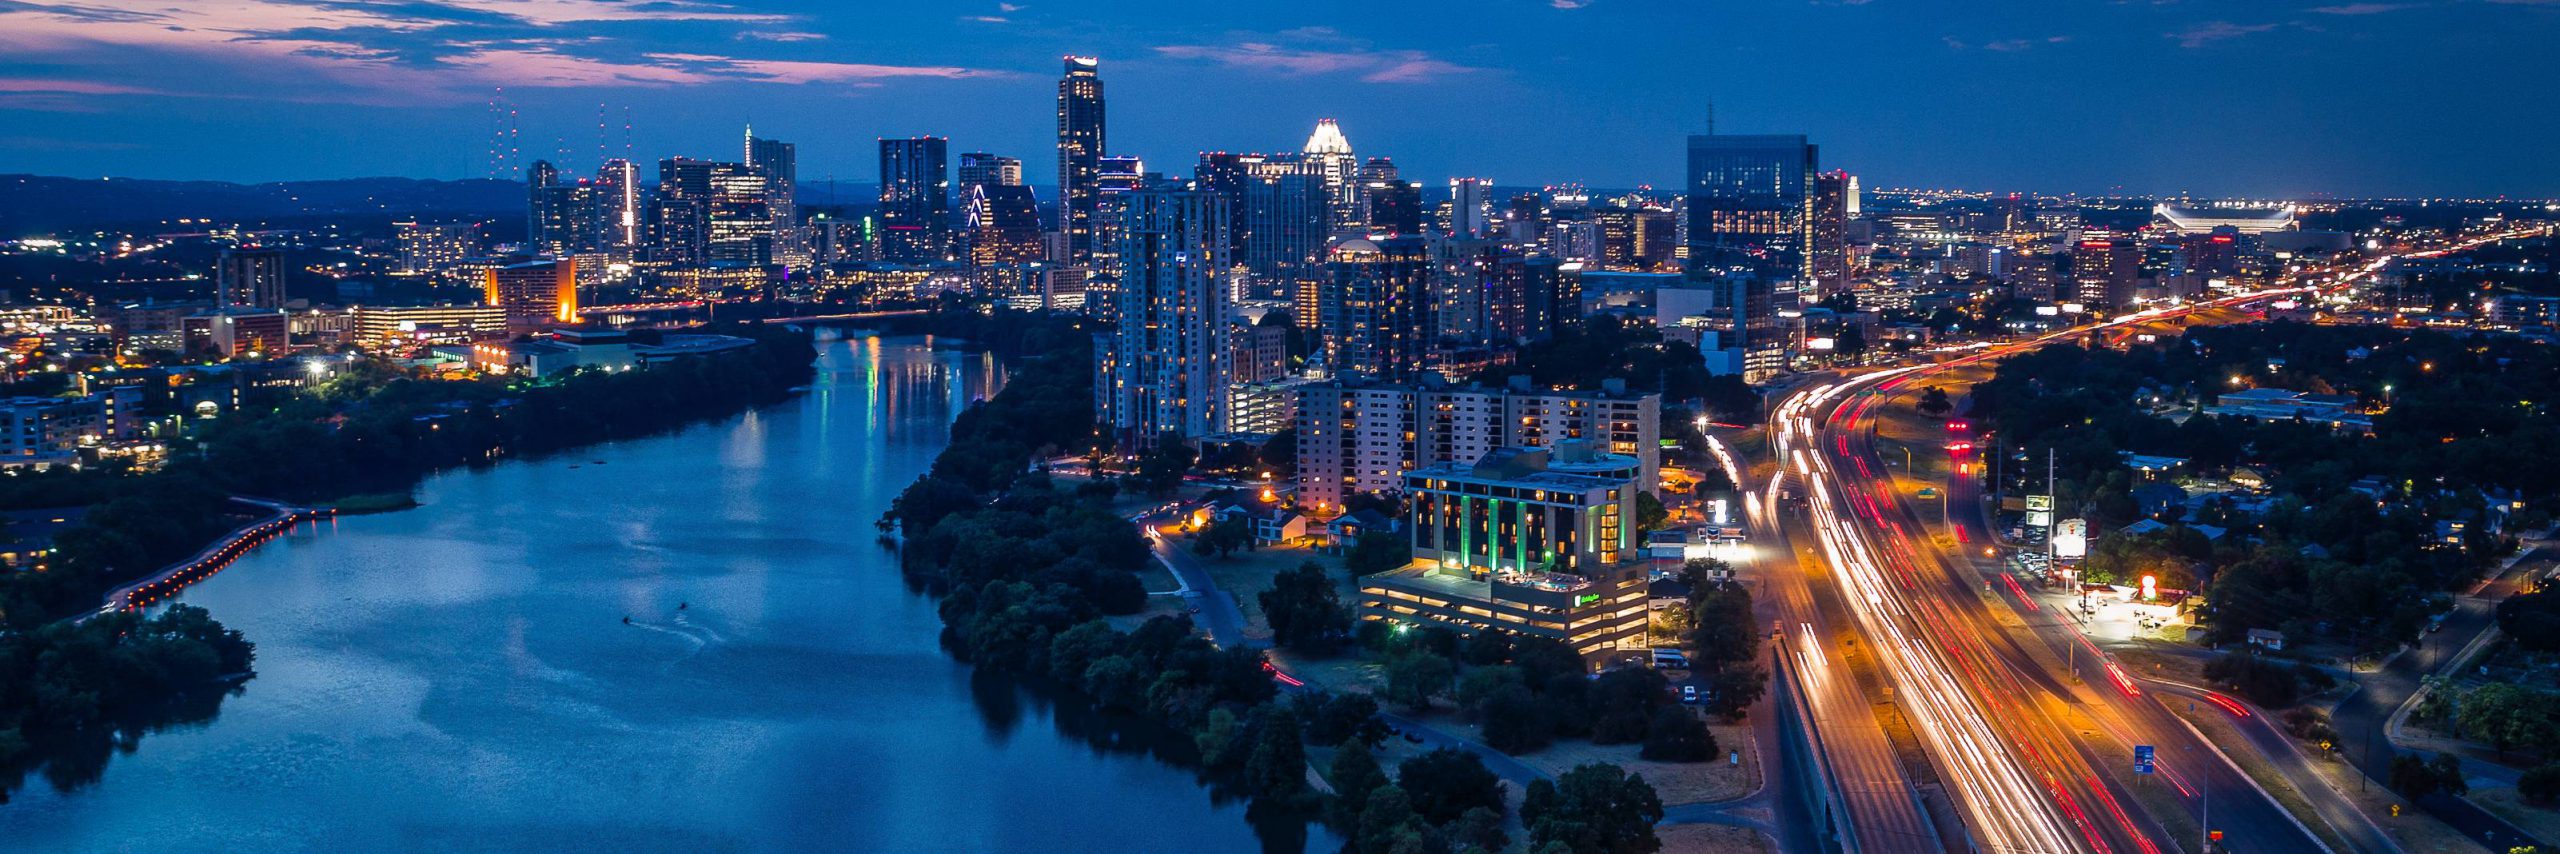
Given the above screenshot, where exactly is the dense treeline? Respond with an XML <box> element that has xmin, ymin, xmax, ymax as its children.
<box><xmin>0</xmin><ymin>605</ymin><xmax>253</xmax><ymax>799</ymax></box>
<box><xmin>0</xmin><ymin>325</ymin><xmax>818</xmax><ymax>630</ymax></box>
<box><xmin>1969</xmin><ymin>322</ymin><xmax>2541</xmax><ymax>649</ymax></box>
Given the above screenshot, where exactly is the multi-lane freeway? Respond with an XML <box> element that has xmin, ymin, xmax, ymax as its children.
<box><xmin>1749</xmin><ymin>224</ymin><xmax>2552</xmax><ymax>852</ymax></box>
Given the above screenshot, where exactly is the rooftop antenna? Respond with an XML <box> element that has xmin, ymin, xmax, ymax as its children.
<box><xmin>1707</xmin><ymin>100</ymin><xmax>1717</xmax><ymax>136</ymax></box>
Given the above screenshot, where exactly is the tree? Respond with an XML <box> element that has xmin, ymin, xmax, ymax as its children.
<box><xmin>1303</xmin><ymin>692</ymin><xmax>1389</xmax><ymax>749</ymax></box>
<box><xmin>1522</xmin><ymin>763</ymin><xmax>1665</xmax><ymax>854</ymax></box>
<box><xmin>1641</xmin><ymin>707</ymin><xmax>1718</xmax><ymax>762</ymax></box>
<box><xmin>1195</xmin><ymin>707</ymin><xmax>1245</xmax><ymax>767</ymax></box>
<box><xmin>1345</xmin><ymin>530</ymin><xmax>1410</xmax><ymax>580</ymax></box>
<box><xmin>1243</xmin><ymin>705</ymin><xmax>1310</xmax><ymax>801</ymax></box>
<box><xmin>2521</xmin><ymin>764</ymin><xmax>2560</xmax><ymax>805</ymax></box>
<box><xmin>1261</xmin><ymin>562</ymin><xmax>1351</xmax><ymax>653</ymax></box>
<box><xmin>2456</xmin><ymin>683</ymin><xmax>2555</xmax><ymax>758</ymax></box>
<box><xmin>1355</xmin><ymin>786</ymin><xmax>1426</xmax><ymax>854</ymax></box>
<box><xmin>1202</xmin><ymin>513</ymin><xmax>1254</xmax><ymax>557</ymax></box>
<box><xmin>1457</xmin><ymin>665</ymin><xmax>1526</xmax><ymax>719</ymax></box>
<box><xmin>1450</xmin><ymin>806</ymin><xmax>1509</xmax><ymax>853</ymax></box>
<box><xmin>1480</xmin><ymin>683</ymin><xmax>1555</xmax><ymax>754</ymax></box>
<box><xmin>1134</xmin><ymin>434</ymin><xmax>1195</xmax><ymax>497</ymax></box>
<box><xmin>1634</xmin><ymin>491</ymin><xmax>1668</xmax><ymax>538</ymax></box>
<box><xmin>2390</xmin><ymin>751</ymin><xmax>2469</xmax><ymax>798</ymax></box>
<box><xmin>1397</xmin><ymin>747</ymin><xmax>1506</xmax><ymax>824</ymax></box>
<box><xmin>1384</xmin><ymin>652</ymin><xmax>1454</xmax><ymax>712</ymax></box>
<box><xmin>1328</xmin><ymin>741</ymin><xmax>1390</xmax><ymax>826</ymax></box>
<box><xmin>1917</xmin><ymin>386</ymin><xmax>1955</xmax><ymax>417</ymax></box>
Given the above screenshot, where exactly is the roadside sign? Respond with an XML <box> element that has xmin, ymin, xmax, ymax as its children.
<box><xmin>2134</xmin><ymin>745</ymin><xmax>2155</xmax><ymax>774</ymax></box>
<box><xmin>2025</xmin><ymin>494</ymin><xmax>2054</xmax><ymax>512</ymax></box>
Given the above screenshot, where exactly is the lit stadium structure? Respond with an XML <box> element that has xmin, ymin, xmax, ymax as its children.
<box><xmin>2154</xmin><ymin>202</ymin><xmax>2297</xmax><ymax>234</ymax></box>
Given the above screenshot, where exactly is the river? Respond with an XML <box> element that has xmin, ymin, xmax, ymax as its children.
<box><xmin>0</xmin><ymin>333</ymin><xmax>1311</xmax><ymax>852</ymax></box>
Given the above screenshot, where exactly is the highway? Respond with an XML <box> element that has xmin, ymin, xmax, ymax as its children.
<box><xmin>1756</xmin><ymin>267</ymin><xmax>2426</xmax><ymax>851</ymax></box>
<box><xmin>1779</xmin><ymin>224</ymin><xmax>2556</xmax><ymax>851</ymax></box>
<box><xmin>1709</xmin><ymin>433</ymin><xmax>1947</xmax><ymax>851</ymax></box>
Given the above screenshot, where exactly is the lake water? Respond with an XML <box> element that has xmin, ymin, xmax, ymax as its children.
<box><xmin>0</xmin><ymin>333</ymin><xmax>1311</xmax><ymax>853</ymax></box>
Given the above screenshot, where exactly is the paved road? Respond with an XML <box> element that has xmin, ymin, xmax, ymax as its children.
<box><xmin>2144</xmin><ymin>679</ymin><xmax>2396</xmax><ymax>853</ymax></box>
<box><xmin>2332</xmin><ymin>546</ymin><xmax>2554</xmax><ymax>853</ymax></box>
<box><xmin>1138</xmin><ymin>517</ymin><xmax>1255</xmax><ymax>650</ymax></box>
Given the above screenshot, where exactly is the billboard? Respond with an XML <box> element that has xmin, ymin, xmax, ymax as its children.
<box><xmin>2054</xmin><ymin>518</ymin><xmax>2088</xmax><ymax>559</ymax></box>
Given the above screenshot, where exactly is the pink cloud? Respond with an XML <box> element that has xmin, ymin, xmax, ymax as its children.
<box><xmin>643</xmin><ymin>53</ymin><xmax>994</xmax><ymax>84</ymax></box>
<box><xmin>1153</xmin><ymin>41</ymin><xmax>1483</xmax><ymax>83</ymax></box>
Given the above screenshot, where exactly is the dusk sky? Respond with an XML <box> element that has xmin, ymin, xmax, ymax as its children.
<box><xmin>2</xmin><ymin>0</ymin><xmax>2555</xmax><ymax>198</ymax></box>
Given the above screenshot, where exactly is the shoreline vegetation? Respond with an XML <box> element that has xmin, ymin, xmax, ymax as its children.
<box><xmin>884</xmin><ymin>307</ymin><xmax>1678</xmax><ymax>852</ymax></box>
<box><xmin>0</xmin><ymin>322</ymin><xmax>818</xmax><ymax>800</ymax></box>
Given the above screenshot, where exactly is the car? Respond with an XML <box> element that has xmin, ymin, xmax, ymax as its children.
<box><xmin>2428</xmin><ymin>620</ymin><xmax>2445</xmax><ymax>633</ymax></box>
<box><xmin>1680</xmin><ymin>685</ymin><xmax>1700</xmax><ymax>704</ymax></box>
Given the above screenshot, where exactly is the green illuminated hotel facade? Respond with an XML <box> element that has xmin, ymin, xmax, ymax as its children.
<box><xmin>1356</xmin><ymin>446</ymin><xmax>1649</xmax><ymax>662</ymax></box>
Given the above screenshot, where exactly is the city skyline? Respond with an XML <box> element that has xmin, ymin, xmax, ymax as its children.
<box><xmin>3</xmin><ymin>1</ymin><xmax>2558</xmax><ymax>198</ymax></box>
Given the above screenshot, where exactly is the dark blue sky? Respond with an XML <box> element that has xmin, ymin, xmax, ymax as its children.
<box><xmin>3</xmin><ymin>0</ymin><xmax>2554</xmax><ymax>198</ymax></box>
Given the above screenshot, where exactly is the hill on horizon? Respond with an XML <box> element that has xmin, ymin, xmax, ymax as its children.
<box><xmin>0</xmin><ymin>174</ymin><xmax>525</xmax><ymax>236</ymax></box>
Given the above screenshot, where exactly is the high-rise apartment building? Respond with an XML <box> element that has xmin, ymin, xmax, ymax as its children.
<box><xmin>879</xmin><ymin>137</ymin><xmax>951</xmax><ymax>264</ymax></box>
<box><xmin>217</xmin><ymin>247</ymin><xmax>286</xmax><ymax>309</ymax></box>
<box><xmin>1100</xmin><ymin>188</ymin><xmax>1232</xmax><ymax>448</ymax></box>
<box><xmin>1293</xmin><ymin>376</ymin><xmax>1661</xmax><ymax>508</ymax></box>
<box><xmin>1057</xmin><ymin>56</ymin><xmax>1106</xmax><ymax>265</ymax></box>
<box><xmin>1320</xmin><ymin>237</ymin><xmax>1435</xmax><ymax>380</ymax></box>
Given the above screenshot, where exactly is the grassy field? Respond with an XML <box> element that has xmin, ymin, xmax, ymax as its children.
<box><xmin>1509</xmin><ymin>722</ymin><xmax>1762</xmax><ymax>806</ymax></box>
<box><xmin>1656</xmin><ymin>823</ymin><xmax>1775</xmax><ymax>854</ymax></box>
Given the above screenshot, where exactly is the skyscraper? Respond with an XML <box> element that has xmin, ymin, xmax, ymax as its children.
<box><xmin>527</xmin><ymin>160</ymin><xmax>562</xmax><ymax>248</ymax></box>
<box><xmin>1303</xmin><ymin>119</ymin><xmax>1358</xmax><ymax>232</ymax></box>
<box><xmin>704</xmin><ymin>162</ymin><xmax>772</xmax><ymax>264</ymax></box>
<box><xmin>1102</xmin><ymin>188</ymin><xmax>1232</xmax><ymax>448</ymax></box>
<box><xmin>746</xmin><ymin>129</ymin><xmax>798</xmax><ymax>262</ymax></box>
<box><xmin>746</xmin><ymin>129</ymin><xmax>797</xmax><ymax>223</ymax></box>
<box><xmin>652</xmin><ymin>158</ymin><xmax>716</xmax><ymax>264</ymax></box>
<box><xmin>879</xmin><ymin>137</ymin><xmax>951</xmax><ymax>264</ymax></box>
<box><xmin>1448</xmin><ymin>177</ymin><xmax>1493</xmax><ymax>239</ymax></box>
<box><xmin>1685</xmin><ymin>134</ymin><xmax>1818</xmax><ymax>280</ymax></box>
<box><xmin>1685</xmin><ymin>133</ymin><xmax>1819</xmax><ymax>377</ymax></box>
<box><xmin>1811</xmin><ymin>170</ymin><xmax>1853</xmax><ymax>299</ymax></box>
<box><xmin>957</xmin><ymin>152</ymin><xmax>1023</xmax><ymax>195</ymax></box>
<box><xmin>1239</xmin><ymin>156</ymin><xmax>1330</xmax><ymax>306</ymax></box>
<box><xmin>1366</xmin><ymin>181</ymin><xmax>1423</xmax><ymax>237</ymax></box>
<box><xmin>217</xmin><ymin>247</ymin><xmax>286</xmax><ymax>309</ymax></box>
<box><xmin>1057</xmin><ymin>56</ymin><xmax>1106</xmax><ymax>266</ymax></box>
<box><xmin>1320</xmin><ymin>237</ymin><xmax>1435</xmax><ymax>380</ymax></box>
<box><xmin>596</xmin><ymin>158</ymin><xmax>640</xmax><ymax>250</ymax></box>
<box><xmin>966</xmin><ymin>184</ymin><xmax>1046</xmax><ymax>286</ymax></box>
